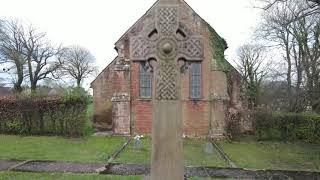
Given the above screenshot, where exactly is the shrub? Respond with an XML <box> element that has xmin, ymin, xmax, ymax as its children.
<box><xmin>0</xmin><ymin>89</ymin><xmax>89</xmax><ymax>137</ymax></box>
<box><xmin>7</xmin><ymin>119</ymin><xmax>23</xmax><ymax>133</ymax></box>
<box><xmin>253</xmin><ymin>110</ymin><xmax>320</xmax><ymax>143</ymax></box>
<box><xmin>253</xmin><ymin>110</ymin><xmax>277</xmax><ymax>140</ymax></box>
<box><xmin>226</xmin><ymin>111</ymin><xmax>242</xmax><ymax>140</ymax></box>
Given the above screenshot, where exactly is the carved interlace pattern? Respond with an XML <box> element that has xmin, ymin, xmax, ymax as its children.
<box><xmin>156</xmin><ymin>61</ymin><xmax>178</xmax><ymax>100</ymax></box>
<box><xmin>179</xmin><ymin>39</ymin><xmax>203</xmax><ymax>59</ymax></box>
<box><xmin>131</xmin><ymin>38</ymin><xmax>155</xmax><ymax>59</ymax></box>
<box><xmin>130</xmin><ymin>6</ymin><xmax>204</xmax><ymax>101</ymax></box>
<box><xmin>158</xmin><ymin>7</ymin><xmax>178</xmax><ymax>36</ymax></box>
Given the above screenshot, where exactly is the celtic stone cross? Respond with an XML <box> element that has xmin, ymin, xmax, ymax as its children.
<box><xmin>130</xmin><ymin>3</ymin><xmax>203</xmax><ymax>180</ymax></box>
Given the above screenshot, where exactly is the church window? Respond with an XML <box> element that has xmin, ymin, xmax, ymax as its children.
<box><xmin>140</xmin><ymin>63</ymin><xmax>152</xmax><ymax>98</ymax></box>
<box><xmin>190</xmin><ymin>63</ymin><xmax>201</xmax><ymax>99</ymax></box>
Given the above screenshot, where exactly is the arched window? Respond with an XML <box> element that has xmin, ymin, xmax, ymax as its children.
<box><xmin>190</xmin><ymin>63</ymin><xmax>201</xmax><ymax>99</ymax></box>
<box><xmin>140</xmin><ymin>63</ymin><xmax>152</xmax><ymax>98</ymax></box>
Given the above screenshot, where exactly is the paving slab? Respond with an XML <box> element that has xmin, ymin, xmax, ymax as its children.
<box><xmin>93</xmin><ymin>131</ymin><xmax>113</xmax><ymax>137</ymax></box>
<box><xmin>14</xmin><ymin>161</ymin><xmax>104</xmax><ymax>174</ymax></box>
<box><xmin>0</xmin><ymin>160</ymin><xmax>23</xmax><ymax>171</ymax></box>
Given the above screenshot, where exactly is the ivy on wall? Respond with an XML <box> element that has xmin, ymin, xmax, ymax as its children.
<box><xmin>207</xmin><ymin>22</ymin><xmax>230</xmax><ymax>72</ymax></box>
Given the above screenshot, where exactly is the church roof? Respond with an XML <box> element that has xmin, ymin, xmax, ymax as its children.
<box><xmin>90</xmin><ymin>57</ymin><xmax>117</xmax><ymax>87</ymax></box>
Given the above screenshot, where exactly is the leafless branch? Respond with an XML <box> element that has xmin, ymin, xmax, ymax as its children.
<box><xmin>59</xmin><ymin>45</ymin><xmax>97</xmax><ymax>87</ymax></box>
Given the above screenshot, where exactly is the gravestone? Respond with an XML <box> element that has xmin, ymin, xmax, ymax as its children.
<box><xmin>205</xmin><ymin>142</ymin><xmax>214</xmax><ymax>154</ymax></box>
<box><xmin>130</xmin><ymin>0</ymin><xmax>203</xmax><ymax>179</ymax></box>
<box><xmin>134</xmin><ymin>135</ymin><xmax>142</xmax><ymax>150</ymax></box>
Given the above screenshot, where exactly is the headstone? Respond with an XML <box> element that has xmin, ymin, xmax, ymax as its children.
<box><xmin>130</xmin><ymin>0</ymin><xmax>203</xmax><ymax>179</ymax></box>
<box><xmin>204</xmin><ymin>142</ymin><xmax>214</xmax><ymax>154</ymax></box>
<box><xmin>134</xmin><ymin>135</ymin><xmax>142</xmax><ymax>150</ymax></box>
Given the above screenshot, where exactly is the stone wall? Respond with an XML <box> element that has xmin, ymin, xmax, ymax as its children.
<box><xmin>182</xmin><ymin>101</ymin><xmax>211</xmax><ymax>137</ymax></box>
<box><xmin>110</xmin><ymin>56</ymin><xmax>131</xmax><ymax>134</ymax></box>
<box><xmin>91</xmin><ymin>60</ymin><xmax>117</xmax><ymax>131</ymax></box>
<box><xmin>130</xmin><ymin>62</ymin><xmax>153</xmax><ymax>134</ymax></box>
<box><xmin>227</xmin><ymin>68</ymin><xmax>252</xmax><ymax>133</ymax></box>
<box><xmin>112</xmin><ymin>93</ymin><xmax>131</xmax><ymax>135</ymax></box>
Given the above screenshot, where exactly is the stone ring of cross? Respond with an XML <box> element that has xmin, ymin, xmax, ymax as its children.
<box><xmin>157</xmin><ymin>37</ymin><xmax>177</xmax><ymax>60</ymax></box>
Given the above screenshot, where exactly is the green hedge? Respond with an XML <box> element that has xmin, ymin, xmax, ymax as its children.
<box><xmin>0</xmin><ymin>92</ymin><xmax>88</xmax><ymax>137</ymax></box>
<box><xmin>253</xmin><ymin>111</ymin><xmax>320</xmax><ymax>143</ymax></box>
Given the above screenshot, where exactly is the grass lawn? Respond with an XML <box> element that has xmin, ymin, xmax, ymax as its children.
<box><xmin>0</xmin><ymin>172</ymin><xmax>142</xmax><ymax>180</ymax></box>
<box><xmin>114</xmin><ymin>138</ymin><xmax>227</xmax><ymax>167</ymax></box>
<box><xmin>113</xmin><ymin>137</ymin><xmax>151</xmax><ymax>165</ymax></box>
<box><xmin>0</xmin><ymin>135</ymin><xmax>127</xmax><ymax>163</ymax></box>
<box><xmin>217</xmin><ymin>136</ymin><xmax>320</xmax><ymax>172</ymax></box>
<box><xmin>184</xmin><ymin>139</ymin><xmax>226</xmax><ymax>167</ymax></box>
<box><xmin>84</xmin><ymin>104</ymin><xmax>95</xmax><ymax>136</ymax></box>
<box><xmin>0</xmin><ymin>104</ymin><xmax>128</xmax><ymax>163</ymax></box>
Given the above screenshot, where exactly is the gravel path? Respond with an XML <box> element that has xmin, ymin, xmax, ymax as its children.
<box><xmin>2</xmin><ymin>159</ymin><xmax>320</xmax><ymax>179</ymax></box>
<box><xmin>104</xmin><ymin>163</ymin><xmax>320</xmax><ymax>179</ymax></box>
<box><xmin>0</xmin><ymin>160</ymin><xmax>23</xmax><ymax>171</ymax></box>
<box><xmin>105</xmin><ymin>163</ymin><xmax>149</xmax><ymax>175</ymax></box>
<box><xmin>12</xmin><ymin>160</ymin><xmax>104</xmax><ymax>174</ymax></box>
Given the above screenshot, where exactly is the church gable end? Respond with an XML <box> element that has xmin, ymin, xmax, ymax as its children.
<box><xmin>91</xmin><ymin>0</ymin><xmax>247</xmax><ymax>137</ymax></box>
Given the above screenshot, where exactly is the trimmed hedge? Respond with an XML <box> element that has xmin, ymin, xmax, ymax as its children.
<box><xmin>253</xmin><ymin>111</ymin><xmax>320</xmax><ymax>143</ymax></box>
<box><xmin>0</xmin><ymin>95</ymin><xmax>88</xmax><ymax>137</ymax></box>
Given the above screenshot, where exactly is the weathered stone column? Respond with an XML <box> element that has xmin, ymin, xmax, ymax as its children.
<box><xmin>210</xmin><ymin>92</ymin><xmax>230</xmax><ymax>138</ymax></box>
<box><xmin>209</xmin><ymin>54</ymin><xmax>230</xmax><ymax>138</ymax></box>
<box><xmin>111</xmin><ymin>93</ymin><xmax>131</xmax><ymax>135</ymax></box>
<box><xmin>151</xmin><ymin>49</ymin><xmax>184</xmax><ymax>180</ymax></box>
<box><xmin>111</xmin><ymin>49</ymin><xmax>131</xmax><ymax>135</ymax></box>
<box><xmin>130</xmin><ymin>2</ymin><xmax>203</xmax><ymax>179</ymax></box>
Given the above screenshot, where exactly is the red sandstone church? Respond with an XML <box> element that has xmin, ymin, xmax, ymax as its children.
<box><xmin>91</xmin><ymin>0</ymin><xmax>250</xmax><ymax>138</ymax></box>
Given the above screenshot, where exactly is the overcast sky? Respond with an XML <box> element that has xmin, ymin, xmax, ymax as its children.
<box><xmin>0</xmin><ymin>0</ymin><xmax>262</xmax><ymax>88</ymax></box>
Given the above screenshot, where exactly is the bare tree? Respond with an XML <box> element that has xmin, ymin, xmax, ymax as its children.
<box><xmin>261</xmin><ymin>0</ymin><xmax>319</xmax><ymax>8</ymax></box>
<box><xmin>260</xmin><ymin>0</ymin><xmax>319</xmax><ymax>20</ymax></box>
<box><xmin>257</xmin><ymin>0</ymin><xmax>320</xmax><ymax>112</ymax></box>
<box><xmin>20</xmin><ymin>26</ymin><xmax>62</xmax><ymax>92</ymax></box>
<box><xmin>59</xmin><ymin>46</ymin><xmax>97</xmax><ymax>87</ymax></box>
<box><xmin>257</xmin><ymin>3</ymin><xmax>295</xmax><ymax>103</ymax></box>
<box><xmin>236</xmin><ymin>44</ymin><xmax>268</xmax><ymax>108</ymax></box>
<box><xmin>0</xmin><ymin>19</ymin><xmax>25</xmax><ymax>92</ymax></box>
<box><xmin>290</xmin><ymin>15</ymin><xmax>320</xmax><ymax>111</ymax></box>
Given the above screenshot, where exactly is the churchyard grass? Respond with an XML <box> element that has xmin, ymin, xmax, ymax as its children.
<box><xmin>0</xmin><ymin>103</ymin><xmax>126</xmax><ymax>163</ymax></box>
<box><xmin>0</xmin><ymin>172</ymin><xmax>142</xmax><ymax>180</ymax></box>
<box><xmin>217</xmin><ymin>136</ymin><xmax>320</xmax><ymax>172</ymax></box>
<box><xmin>113</xmin><ymin>137</ymin><xmax>152</xmax><ymax>164</ymax></box>
<box><xmin>113</xmin><ymin>137</ymin><xmax>228</xmax><ymax>167</ymax></box>
<box><xmin>84</xmin><ymin>103</ymin><xmax>95</xmax><ymax>136</ymax></box>
<box><xmin>0</xmin><ymin>135</ymin><xmax>126</xmax><ymax>163</ymax></box>
<box><xmin>184</xmin><ymin>138</ymin><xmax>227</xmax><ymax>167</ymax></box>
